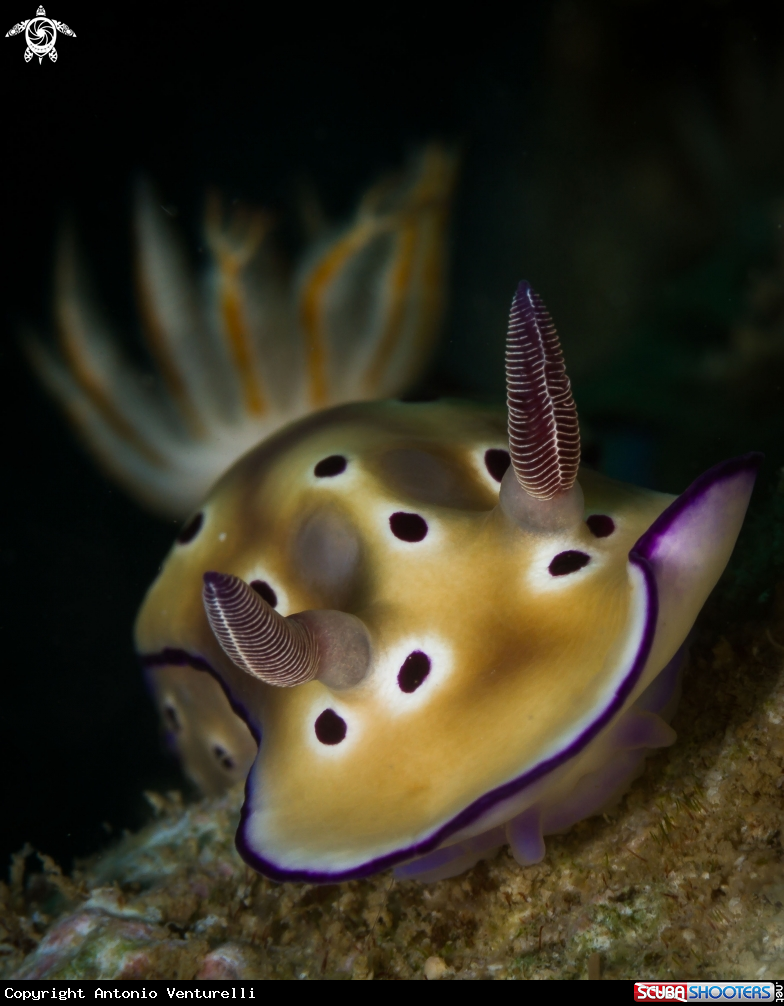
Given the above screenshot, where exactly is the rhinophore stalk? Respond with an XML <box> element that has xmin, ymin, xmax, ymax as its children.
<box><xmin>203</xmin><ymin>572</ymin><xmax>319</xmax><ymax>687</ymax></box>
<box><xmin>500</xmin><ymin>281</ymin><xmax>583</xmax><ymax>531</ymax></box>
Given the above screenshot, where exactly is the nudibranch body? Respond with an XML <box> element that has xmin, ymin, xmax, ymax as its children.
<box><xmin>136</xmin><ymin>283</ymin><xmax>760</xmax><ymax>882</ymax></box>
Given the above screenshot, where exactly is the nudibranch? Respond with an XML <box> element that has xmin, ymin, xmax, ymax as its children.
<box><xmin>135</xmin><ymin>281</ymin><xmax>761</xmax><ymax>883</ymax></box>
<box><xmin>27</xmin><ymin>146</ymin><xmax>456</xmax><ymax>517</ymax></box>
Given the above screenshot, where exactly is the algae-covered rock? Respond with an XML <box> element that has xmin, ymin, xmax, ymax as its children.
<box><xmin>2</xmin><ymin>587</ymin><xmax>782</xmax><ymax>980</ymax></box>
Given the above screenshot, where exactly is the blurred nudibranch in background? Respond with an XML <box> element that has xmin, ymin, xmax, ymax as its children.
<box><xmin>26</xmin><ymin>145</ymin><xmax>458</xmax><ymax>518</ymax></box>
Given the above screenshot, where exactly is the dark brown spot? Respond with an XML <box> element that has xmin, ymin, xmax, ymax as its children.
<box><xmin>314</xmin><ymin>455</ymin><xmax>347</xmax><ymax>478</ymax></box>
<box><xmin>549</xmin><ymin>550</ymin><xmax>591</xmax><ymax>576</ymax></box>
<box><xmin>398</xmin><ymin>651</ymin><xmax>431</xmax><ymax>693</ymax></box>
<box><xmin>484</xmin><ymin>448</ymin><xmax>511</xmax><ymax>482</ymax></box>
<box><xmin>587</xmin><ymin>514</ymin><xmax>615</xmax><ymax>538</ymax></box>
<box><xmin>315</xmin><ymin>709</ymin><xmax>347</xmax><ymax>745</ymax></box>
<box><xmin>250</xmin><ymin>580</ymin><xmax>278</xmax><ymax>608</ymax></box>
<box><xmin>212</xmin><ymin>745</ymin><xmax>235</xmax><ymax>771</ymax></box>
<box><xmin>177</xmin><ymin>511</ymin><xmax>203</xmax><ymax>544</ymax></box>
<box><xmin>389</xmin><ymin>512</ymin><xmax>428</xmax><ymax>542</ymax></box>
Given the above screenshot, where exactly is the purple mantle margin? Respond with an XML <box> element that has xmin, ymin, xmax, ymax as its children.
<box><xmin>140</xmin><ymin>452</ymin><xmax>762</xmax><ymax>883</ymax></box>
<box><xmin>634</xmin><ymin>452</ymin><xmax>762</xmax><ymax>562</ymax></box>
<box><xmin>142</xmin><ymin>648</ymin><xmax>260</xmax><ymax>745</ymax></box>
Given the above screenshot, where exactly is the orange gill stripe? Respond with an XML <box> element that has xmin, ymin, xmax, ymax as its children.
<box><xmin>363</xmin><ymin>219</ymin><xmax>418</xmax><ymax>393</ymax></box>
<box><xmin>59</xmin><ymin>315</ymin><xmax>166</xmax><ymax>467</ymax></box>
<box><xmin>363</xmin><ymin>150</ymin><xmax>455</xmax><ymax>393</ymax></box>
<box><xmin>136</xmin><ymin>271</ymin><xmax>206</xmax><ymax>439</ymax></box>
<box><xmin>405</xmin><ymin>209</ymin><xmax>449</xmax><ymax>383</ymax></box>
<box><xmin>218</xmin><ymin>261</ymin><xmax>266</xmax><ymax>418</ymax></box>
<box><xmin>365</xmin><ymin>197</ymin><xmax>450</xmax><ymax>393</ymax></box>
<box><xmin>300</xmin><ymin>224</ymin><xmax>375</xmax><ymax>408</ymax></box>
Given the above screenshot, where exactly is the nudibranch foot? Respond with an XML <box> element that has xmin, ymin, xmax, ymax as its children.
<box><xmin>394</xmin><ymin>827</ymin><xmax>507</xmax><ymax>884</ymax></box>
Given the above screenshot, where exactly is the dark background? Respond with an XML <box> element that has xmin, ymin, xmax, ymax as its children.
<box><xmin>3</xmin><ymin>2</ymin><xmax>783</xmax><ymax>873</ymax></box>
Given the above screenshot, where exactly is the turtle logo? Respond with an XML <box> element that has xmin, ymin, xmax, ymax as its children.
<box><xmin>5</xmin><ymin>5</ymin><xmax>75</xmax><ymax>63</ymax></box>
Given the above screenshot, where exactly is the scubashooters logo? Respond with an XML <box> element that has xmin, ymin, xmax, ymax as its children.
<box><xmin>5</xmin><ymin>6</ymin><xmax>75</xmax><ymax>63</ymax></box>
<box><xmin>635</xmin><ymin>983</ymin><xmax>778</xmax><ymax>1002</ymax></box>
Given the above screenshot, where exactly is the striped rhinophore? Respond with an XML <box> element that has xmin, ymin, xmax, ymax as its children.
<box><xmin>203</xmin><ymin>573</ymin><xmax>319</xmax><ymax>688</ymax></box>
<box><xmin>27</xmin><ymin>146</ymin><xmax>457</xmax><ymax>517</ymax></box>
<box><xmin>505</xmin><ymin>281</ymin><xmax>581</xmax><ymax>500</ymax></box>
